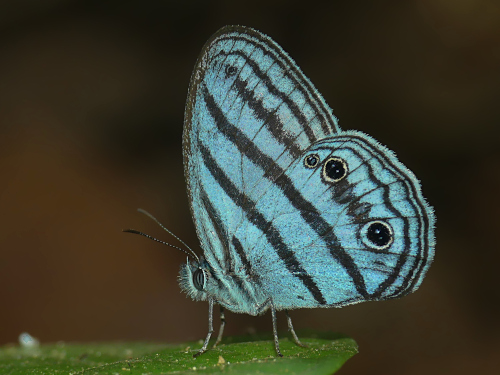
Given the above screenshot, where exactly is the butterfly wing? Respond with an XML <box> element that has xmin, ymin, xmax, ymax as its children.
<box><xmin>183</xmin><ymin>26</ymin><xmax>435</xmax><ymax>312</ymax></box>
<box><xmin>239</xmin><ymin>132</ymin><xmax>435</xmax><ymax>309</ymax></box>
<box><xmin>183</xmin><ymin>26</ymin><xmax>339</xmax><ymax>282</ymax></box>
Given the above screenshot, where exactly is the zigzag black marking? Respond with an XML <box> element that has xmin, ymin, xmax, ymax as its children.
<box><xmin>318</xmin><ymin>136</ymin><xmax>430</xmax><ymax>298</ymax></box>
<box><xmin>232</xmin><ymin>77</ymin><xmax>303</xmax><ymax>159</ymax></box>
<box><xmin>210</xmin><ymin>36</ymin><xmax>335</xmax><ymax>139</ymax></box>
<box><xmin>232</xmin><ymin>236</ymin><xmax>260</xmax><ymax>284</ymax></box>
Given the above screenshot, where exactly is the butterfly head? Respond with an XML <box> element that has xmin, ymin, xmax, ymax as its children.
<box><xmin>178</xmin><ymin>257</ymin><xmax>232</xmax><ymax>304</ymax></box>
<box><xmin>178</xmin><ymin>254</ymin><xmax>270</xmax><ymax>314</ymax></box>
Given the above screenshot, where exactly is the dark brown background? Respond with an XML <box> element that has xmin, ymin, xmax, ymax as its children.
<box><xmin>1</xmin><ymin>1</ymin><xmax>499</xmax><ymax>374</ymax></box>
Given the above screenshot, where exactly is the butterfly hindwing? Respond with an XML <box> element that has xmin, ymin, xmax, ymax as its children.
<box><xmin>237</xmin><ymin>132</ymin><xmax>434</xmax><ymax>309</ymax></box>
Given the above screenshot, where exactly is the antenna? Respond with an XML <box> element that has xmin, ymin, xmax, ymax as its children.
<box><xmin>124</xmin><ymin>209</ymin><xmax>199</xmax><ymax>261</ymax></box>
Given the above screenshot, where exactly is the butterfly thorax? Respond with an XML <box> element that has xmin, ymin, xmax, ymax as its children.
<box><xmin>179</xmin><ymin>257</ymin><xmax>270</xmax><ymax>315</ymax></box>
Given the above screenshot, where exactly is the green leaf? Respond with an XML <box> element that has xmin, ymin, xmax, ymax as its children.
<box><xmin>0</xmin><ymin>332</ymin><xmax>357</xmax><ymax>374</ymax></box>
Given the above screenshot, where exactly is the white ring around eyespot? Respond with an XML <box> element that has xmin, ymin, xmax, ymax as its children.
<box><xmin>322</xmin><ymin>157</ymin><xmax>348</xmax><ymax>183</ymax></box>
<box><xmin>360</xmin><ymin>220</ymin><xmax>394</xmax><ymax>250</ymax></box>
<box><xmin>304</xmin><ymin>153</ymin><xmax>320</xmax><ymax>169</ymax></box>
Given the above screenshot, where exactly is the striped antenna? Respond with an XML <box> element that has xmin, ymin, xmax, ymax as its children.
<box><xmin>124</xmin><ymin>208</ymin><xmax>199</xmax><ymax>261</ymax></box>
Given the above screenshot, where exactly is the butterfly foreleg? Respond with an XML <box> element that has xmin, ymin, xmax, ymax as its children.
<box><xmin>212</xmin><ymin>305</ymin><xmax>225</xmax><ymax>348</ymax></box>
<box><xmin>193</xmin><ymin>298</ymin><xmax>215</xmax><ymax>358</ymax></box>
<box><xmin>285</xmin><ymin>310</ymin><xmax>308</xmax><ymax>348</ymax></box>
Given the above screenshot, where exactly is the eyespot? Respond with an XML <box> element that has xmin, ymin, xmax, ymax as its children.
<box><xmin>361</xmin><ymin>221</ymin><xmax>394</xmax><ymax>250</ymax></box>
<box><xmin>193</xmin><ymin>268</ymin><xmax>205</xmax><ymax>291</ymax></box>
<box><xmin>323</xmin><ymin>157</ymin><xmax>347</xmax><ymax>182</ymax></box>
<box><xmin>225</xmin><ymin>64</ymin><xmax>238</xmax><ymax>77</ymax></box>
<box><xmin>304</xmin><ymin>154</ymin><xmax>319</xmax><ymax>168</ymax></box>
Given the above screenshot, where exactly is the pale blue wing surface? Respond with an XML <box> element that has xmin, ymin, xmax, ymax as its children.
<box><xmin>182</xmin><ymin>25</ymin><xmax>435</xmax><ymax>313</ymax></box>
<box><xmin>237</xmin><ymin>132</ymin><xmax>435</xmax><ymax>309</ymax></box>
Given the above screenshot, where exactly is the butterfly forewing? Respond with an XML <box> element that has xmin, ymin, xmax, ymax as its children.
<box><xmin>184</xmin><ymin>26</ymin><xmax>340</xmax><ymax>295</ymax></box>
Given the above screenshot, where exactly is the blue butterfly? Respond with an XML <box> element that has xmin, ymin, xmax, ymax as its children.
<box><xmin>131</xmin><ymin>25</ymin><xmax>435</xmax><ymax>357</ymax></box>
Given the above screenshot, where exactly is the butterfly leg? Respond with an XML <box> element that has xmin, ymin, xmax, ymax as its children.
<box><xmin>270</xmin><ymin>302</ymin><xmax>283</xmax><ymax>357</ymax></box>
<box><xmin>212</xmin><ymin>305</ymin><xmax>225</xmax><ymax>348</ymax></box>
<box><xmin>193</xmin><ymin>298</ymin><xmax>214</xmax><ymax>358</ymax></box>
<box><xmin>285</xmin><ymin>310</ymin><xmax>308</xmax><ymax>348</ymax></box>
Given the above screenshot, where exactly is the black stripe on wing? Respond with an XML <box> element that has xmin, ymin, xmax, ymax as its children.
<box><xmin>213</xmin><ymin>29</ymin><xmax>338</xmax><ymax>137</ymax></box>
<box><xmin>232</xmin><ymin>77</ymin><xmax>303</xmax><ymax>159</ymax></box>
<box><xmin>199</xmin><ymin>142</ymin><xmax>327</xmax><ymax>305</ymax></box>
<box><xmin>338</xmin><ymin>136</ymin><xmax>431</xmax><ymax>298</ymax></box>
<box><xmin>216</xmin><ymin>49</ymin><xmax>321</xmax><ymax>144</ymax></box>
<box><xmin>202</xmin><ymin>85</ymin><xmax>369</xmax><ymax>300</ymax></box>
<box><xmin>200</xmin><ymin>186</ymin><xmax>257</xmax><ymax>302</ymax></box>
<box><xmin>231</xmin><ymin>235</ymin><xmax>260</xmax><ymax>284</ymax></box>
<box><xmin>203</xmin><ymin>184</ymin><xmax>261</xmax><ymax>285</ymax></box>
<box><xmin>200</xmin><ymin>188</ymin><xmax>232</xmax><ymax>272</ymax></box>
<box><xmin>314</xmin><ymin>136</ymin><xmax>431</xmax><ymax>298</ymax></box>
<box><xmin>326</xmin><ymin>143</ymin><xmax>412</xmax><ymax>299</ymax></box>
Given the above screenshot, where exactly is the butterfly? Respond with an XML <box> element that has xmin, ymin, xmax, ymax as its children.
<box><xmin>129</xmin><ymin>25</ymin><xmax>435</xmax><ymax>358</ymax></box>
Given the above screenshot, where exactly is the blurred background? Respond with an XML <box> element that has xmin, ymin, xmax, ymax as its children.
<box><xmin>1</xmin><ymin>0</ymin><xmax>499</xmax><ymax>374</ymax></box>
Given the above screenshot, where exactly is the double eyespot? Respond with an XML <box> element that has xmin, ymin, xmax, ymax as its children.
<box><xmin>193</xmin><ymin>268</ymin><xmax>206</xmax><ymax>291</ymax></box>
<box><xmin>361</xmin><ymin>221</ymin><xmax>394</xmax><ymax>250</ymax></box>
<box><xmin>303</xmin><ymin>154</ymin><xmax>348</xmax><ymax>183</ymax></box>
<box><xmin>304</xmin><ymin>154</ymin><xmax>319</xmax><ymax>168</ymax></box>
<box><xmin>323</xmin><ymin>157</ymin><xmax>348</xmax><ymax>182</ymax></box>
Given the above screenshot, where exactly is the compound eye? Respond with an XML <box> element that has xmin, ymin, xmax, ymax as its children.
<box><xmin>323</xmin><ymin>157</ymin><xmax>348</xmax><ymax>182</ymax></box>
<box><xmin>361</xmin><ymin>221</ymin><xmax>394</xmax><ymax>250</ymax></box>
<box><xmin>193</xmin><ymin>268</ymin><xmax>205</xmax><ymax>291</ymax></box>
